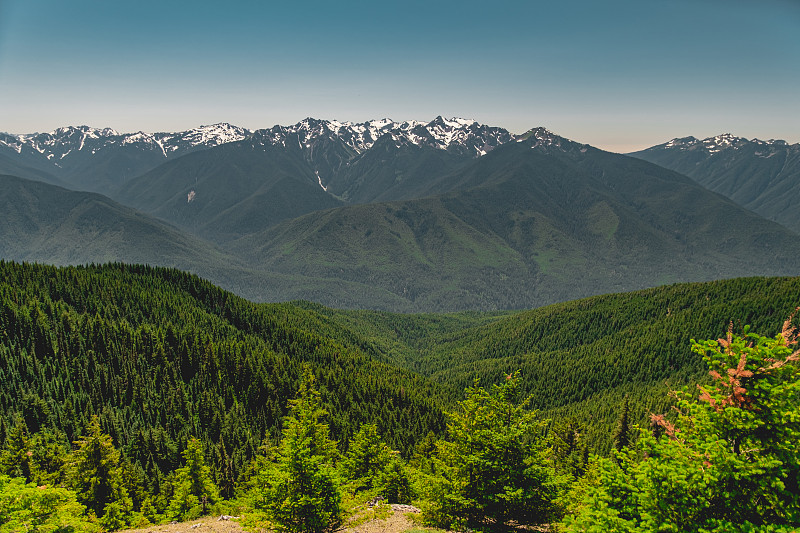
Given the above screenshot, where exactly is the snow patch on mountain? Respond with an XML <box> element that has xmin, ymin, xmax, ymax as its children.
<box><xmin>316</xmin><ymin>170</ymin><xmax>327</xmax><ymax>191</ymax></box>
<box><xmin>0</xmin><ymin>123</ymin><xmax>251</xmax><ymax>163</ymax></box>
<box><xmin>250</xmin><ymin>117</ymin><xmax>516</xmax><ymax>157</ymax></box>
<box><xmin>659</xmin><ymin>134</ymin><xmax>796</xmax><ymax>155</ymax></box>
<box><xmin>0</xmin><ymin>118</ymin><xmax>566</xmax><ymax>169</ymax></box>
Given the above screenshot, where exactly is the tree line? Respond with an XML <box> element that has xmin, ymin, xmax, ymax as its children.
<box><xmin>4</xmin><ymin>315</ymin><xmax>798</xmax><ymax>532</ymax></box>
<box><xmin>0</xmin><ymin>261</ymin><xmax>446</xmax><ymax>503</ymax></box>
<box><xmin>1</xmin><ymin>261</ymin><xmax>798</xmax><ymax>531</ymax></box>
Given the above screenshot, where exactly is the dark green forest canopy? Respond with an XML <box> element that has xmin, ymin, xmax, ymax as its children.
<box><xmin>316</xmin><ymin>276</ymin><xmax>800</xmax><ymax>450</ymax></box>
<box><xmin>1</xmin><ymin>260</ymin><xmax>798</xmax><ymax>484</ymax></box>
<box><xmin>0</xmin><ymin>261</ymin><xmax>447</xmax><ymax>494</ymax></box>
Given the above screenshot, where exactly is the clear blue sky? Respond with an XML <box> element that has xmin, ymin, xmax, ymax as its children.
<box><xmin>1</xmin><ymin>0</ymin><xmax>797</xmax><ymax>152</ymax></box>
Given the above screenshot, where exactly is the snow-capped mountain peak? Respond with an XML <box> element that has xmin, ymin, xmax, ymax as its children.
<box><xmin>0</xmin><ymin>118</ymin><xmax>530</xmax><ymax>177</ymax></box>
<box><xmin>429</xmin><ymin>116</ymin><xmax>477</xmax><ymax>129</ymax></box>
<box><xmin>249</xmin><ymin>117</ymin><xmax>515</xmax><ymax>157</ymax></box>
<box><xmin>155</xmin><ymin>123</ymin><xmax>251</xmax><ymax>152</ymax></box>
<box><xmin>662</xmin><ymin>136</ymin><xmax>699</xmax><ymax>149</ymax></box>
<box><xmin>0</xmin><ymin>123</ymin><xmax>253</xmax><ymax>161</ymax></box>
<box><xmin>701</xmin><ymin>133</ymin><xmax>744</xmax><ymax>153</ymax></box>
<box><xmin>659</xmin><ymin>133</ymin><xmax>796</xmax><ymax>156</ymax></box>
<box><xmin>514</xmin><ymin>126</ymin><xmax>581</xmax><ymax>153</ymax></box>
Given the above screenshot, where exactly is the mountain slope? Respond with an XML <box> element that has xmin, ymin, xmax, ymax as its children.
<box><xmin>0</xmin><ymin>261</ymin><xmax>448</xmax><ymax>495</ymax></box>
<box><xmin>322</xmin><ymin>134</ymin><xmax>473</xmax><ymax>203</ymax></box>
<box><xmin>113</xmin><ymin>138</ymin><xmax>345</xmax><ymax>241</ymax></box>
<box><xmin>0</xmin><ymin>174</ymin><xmax>236</xmax><ymax>268</ymax></box>
<box><xmin>313</xmin><ymin>276</ymin><xmax>800</xmax><ymax>451</ymax></box>
<box><xmin>109</xmin><ymin>117</ymin><xmax>512</xmax><ymax>239</ymax></box>
<box><xmin>0</xmin><ymin>124</ymin><xmax>251</xmax><ymax>194</ymax></box>
<box><xmin>631</xmin><ymin>134</ymin><xmax>800</xmax><ymax>233</ymax></box>
<box><xmin>0</xmin><ymin>149</ymin><xmax>67</xmax><ymax>187</ymax></box>
<box><xmin>0</xmin><ymin>173</ymin><xmax>426</xmax><ymax>309</ymax></box>
<box><xmin>229</xmin><ymin>133</ymin><xmax>800</xmax><ymax>311</ymax></box>
<box><xmin>233</xmin><ymin>197</ymin><xmax>532</xmax><ymax>309</ymax></box>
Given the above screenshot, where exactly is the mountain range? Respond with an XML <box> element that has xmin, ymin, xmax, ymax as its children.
<box><xmin>0</xmin><ymin>118</ymin><xmax>511</xmax><ymax>197</ymax></box>
<box><xmin>631</xmin><ymin>134</ymin><xmax>800</xmax><ymax>233</ymax></box>
<box><xmin>0</xmin><ymin>124</ymin><xmax>250</xmax><ymax>194</ymax></box>
<box><xmin>1</xmin><ymin>118</ymin><xmax>799</xmax><ymax>311</ymax></box>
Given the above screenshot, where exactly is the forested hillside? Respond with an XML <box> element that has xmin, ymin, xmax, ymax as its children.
<box><xmin>0</xmin><ymin>261</ymin><xmax>446</xmax><ymax>498</ymax></box>
<box><xmin>229</xmin><ymin>138</ymin><xmax>800</xmax><ymax>311</ymax></box>
<box><xmin>316</xmin><ymin>276</ymin><xmax>800</xmax><ymax>450</ymax></box>
<box><xmin>1</xmin><ymin>262</ymin><xmax>798</xmax><ymax>531</ymax></box>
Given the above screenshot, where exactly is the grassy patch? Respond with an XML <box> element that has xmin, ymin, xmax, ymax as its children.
<box><xmin>402</xmin><ymin>527</ymin><xmax>444</xmax><ymax>533</ymax></box>
<box><xmin>345</xmin><ymin>503</ymin><xmax>394</xmax><ymax>528</ymax></box>
<box><xmin>239</xmin><ymin>510</ymin><xmax>271</xmax><ymax>533</ymax></box>
<box><xmin>586</xmin><ymin>200</ymin><xmax>620</xmax><ymax>241</ymax></box>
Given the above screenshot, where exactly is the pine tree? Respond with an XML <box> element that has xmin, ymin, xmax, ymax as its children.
<box><xmin>0</xmin><ymin>422</ymin><xmax>33</xmax><ymax>481</ymax></box>
<box><xmin>551</xmin><ymin>419</ymin><xmax>589</xmax><ymax>479</ymax></box>
<box><xmin>343</xmin><ymin>423</ymin><xmax>392</xmax><ymax>492</ymax></box>
<box><xmin>166</xmin><ymin>437</ymin><xmax>221</xmax><ymax>521</ymax></box>
<box><xmin>611</xmin><ymin>395</ymin><xmax>630</xmax><ymax>452</ymax></box>
<box><xmin>409</xmin><ymin>431</ymin><xmax>438</xmax><ymax>473</ymax></box>
<box><xmin>264</xmin><ymin>368</ymin><xmax>343</xmax><ymax>533</ymax></box>
<box><xmin>66</xmin><ymin>416</ymin><xmax>132</xmax><ymax>523</ymax></box>
<box><xmin>425</xmin><ymin>372</ymin><xmax>561</xmax><ymax>529</ymax></box>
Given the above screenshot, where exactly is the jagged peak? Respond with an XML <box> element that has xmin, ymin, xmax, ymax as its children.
<box><xmin>3</xmin><ymin>117</ymin><xmax>525</xmax><ymax>160</ymax></box>
<box><xmin>515</xmin><ymin>126</ymin><xmax>576</xmax><ymax>149</ymax></box>
<box><xmin>157</xmin><ymin>123</ymin><xmax>251</xmax><ymax>148</ymax></box>
<box><xmin>428</xmin><ymin>116</ymin><xmax>478</xmax><ymax>128</ymax></box>
<box><xmin>53</xmin><ymin>125</ymin><xmax>119</xmax><ymax>136</ymax></box>
<box><xmin>659</xmin><ymin>133</ymin><xmax>796</xmax><ymax>153</ymax></box>
<box><xmin>662</xmin><ymin>136</ymin><xmax>699</xmax><ymax>148</ymax></box>
<box><xmin>250</xmin><ymin>117</ymin><xmax>515</xmax><ymax>157</ymax></box>
<box><xmin>518</xmin><ymin>126</ymin><xmax>558</xmax><ymax>139</ymax></box>
<box><xmin>192</xmin><ymin>122</ymin><xmax>247</xmax><ymax>132</ymax></box>
<box><xmin>702</xmin><ymin>133</ymin><xmax>744</xmax><ymax>147</ymax></box>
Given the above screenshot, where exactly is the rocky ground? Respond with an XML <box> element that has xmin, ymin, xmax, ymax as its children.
<box><xmin>119</xmin><ymin>504</ymin><xmax>425</xmax><ymax>533</ymax></box>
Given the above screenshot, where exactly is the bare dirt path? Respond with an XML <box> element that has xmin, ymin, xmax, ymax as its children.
<box><xmin>348</xmin><ymin>505</ymin><xmax>421</xmax><ymax>533</ymax></box>
<box><xmin>119</xmin><ymin>505</ymin><xmax>424</xmax><ymax>533</ymax></box>
<box><xmin>119</xmin><ymin>515</ymin><xmax>244</xmax><ymax>533</ymax></box>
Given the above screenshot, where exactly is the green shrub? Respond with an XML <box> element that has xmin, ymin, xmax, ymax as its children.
<box><xmin>423</xmin><ymin>372</ymin><xmax>562</xmax><ymax>529</ymax></box>
<box><xmin>563</xmin><ymin>313</ymin><xmax>800</xmax><ymax>532</ymax></box>
<box><xmin>0</xmin><ymin>474</ymin><xmax>99</xmax><ymax>533</ymax></box>
<box><xmin>262</xmin><ymin>368</ymin><xmax>343</xmax><ymax>533</ymax></box>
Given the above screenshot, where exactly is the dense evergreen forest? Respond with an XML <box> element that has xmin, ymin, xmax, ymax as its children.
<box><xmin>304</xmin><ymin>276</ymin><xmax>800</xmax><ymax>449</ymax></box>
<box><xmin>0</xmin><ymin>261</ymin><xmax>446</xmax><ymax>498</ymax></box>
<box><xmin>1</xmin><ymin>261</ymin><xmax>798</xmax><ymax>531</ymax></box>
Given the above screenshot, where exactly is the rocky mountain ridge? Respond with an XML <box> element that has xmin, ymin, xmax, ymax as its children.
<box><xmin>631</xmin><ymin>133</ymin><xmax>800</xmax><ymax>233</ymax></box>
<box><xmin>1</xmin><ymin>116</ymin><xmax>521</xmax><ymax>164</ymax></box>
<box><xmin>657</xmin><ymin>133</ymin><xmax>796</xmax><ymax>155</ymax></box>
<box><xmin>0</xmin><ymin>117</ymin><xmax>526</xmax><ymax>195</ymax></box>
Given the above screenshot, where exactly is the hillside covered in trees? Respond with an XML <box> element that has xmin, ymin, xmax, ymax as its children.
<box><xmin>1</xmin><ymin>261</ymin><xmax>798</xmax><ymax>531</ymax></box>
<box><xmin>304</xmin><ymin>276</ymin><xmax>800</xmax><ymax>449</ymax></box>
<box><xmin>0</xmin><ymin>261</ymin><xmax>446</xmax><ymax>495</ymax></box>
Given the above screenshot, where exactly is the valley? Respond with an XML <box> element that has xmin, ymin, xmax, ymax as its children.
<box><xmin>4</xmin><ymin>0</ymin><xmax>798</xmax><ymax>529</ymax></box>
<box><xmin>2</xmin><ymin>119</ymin><xmax>799</xmax><ymax>312</ymax></box>
<box><xmin>1</xmin><ymin>118</ymin><xmax>799</xmax><ymax>532</ymax></box>
<box><xmin>1</xmin><ymin>262</ymin><xmax>797</xmax><ymax>531</ymax></box>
